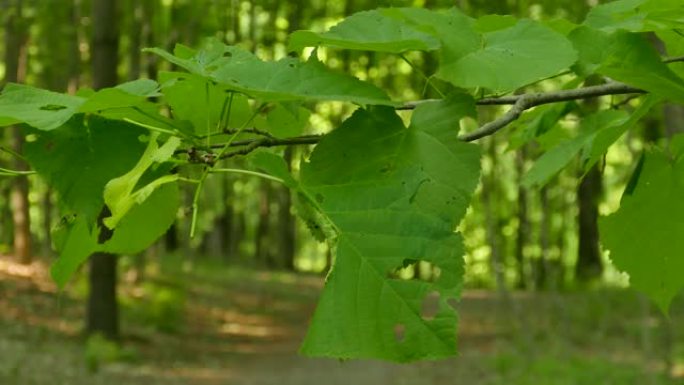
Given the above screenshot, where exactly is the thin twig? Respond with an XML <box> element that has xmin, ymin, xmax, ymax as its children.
<box><xmin>217</xmin><ymin>135</ymin><xmax>321</xmax><ymax>159</ymax></box>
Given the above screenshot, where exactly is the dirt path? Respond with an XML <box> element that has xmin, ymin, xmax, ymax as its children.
<box><xmin>0</xmin><ymin>259</ymin><xmax>681</xmax><ymax>385</ymax></box>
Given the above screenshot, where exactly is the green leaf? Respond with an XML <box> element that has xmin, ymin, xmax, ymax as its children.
<box><xmin>299</xmin><ymin>100</ymin><xmax>480</xmax><ymax>361</ymax></box>
<box><xmin>266</xmin><ymin>103</ymin><xmax>311</xmax><ymax>138</ymax></box>
<box><xmin>143</xmin><ymin>38</ymin><xmax>233</xmax><ymax>76</ymax></box>
<box><xmin>584</xmin><ymin>0</ymin><xmax>684</xmax><ymax>32</ymax></box>
<box><xmin>584</xmin><ymin>0</ymin><xmax>648</xmax><ymax>32</ymax></box>
<box><xmin>102</xmin><ymin>132</ymin><xmax>181</xmax><ymax>229</ymax></box>
<box><xmin>50</xmin><ymin>183</ymin><xmax>180</xmax><ymax>288</ymax></box>
<box><xmin>24</xmin><ymin>116</ymin><xmax>147</xmax><ymax>224</ymax></box>
<box><xmin>288</xmin><ymin>10</ymin><xmax>440</xmax><ymax>53</ymax></box>
<box><xmin>148</xmin><ymin>41</ymin><xmax>394</xmax><ymax>106</ymax></box>
<box><xmin>508</xmin><ymin>101</ymin><xmax>576</xmax><ymax>150</ymax></box>
<box><xmin>158</xmin><ymin>71</ymin><xmax>253</xmax><ymax>134</ymax></box>
<box><xmin>602</xmin><ymin>32</ymin><xmax>684</xmax><ymax>103</ymax></box>
<box><xmin>50</xmin><ymin>216</ymin><xmax>98</xmax><ymax>288</ymax></box>
<box><xmin>582</xmin><ymin>95</ymin><xmax>661</xmax><ymax>171</ymax></box>
<box><xmin>210</xmin><ymin>48</ymin><xmax>394</xmax><ymax>105</ymax></box>
<box><xmin>600</xmin><ymin>143</ymin><xmax>684</xmax><ymax>313</ymax></box>
<box><xmin>102</xmin><ymin>183</ymin><xmax>179</xmax><ymax>254</ymax></box>
<box><xmin>475</xmin><ymin>14</ymin><xmax>517</xmax><ymax>33</ymax></box>
<box><xmin>523</xmin><ymin>110</ymin><xmax>629</xmax><ymax>187</ymax></box>
<box><xmin>248</xmin><ymin>149</ymin><xmax>298</xmax><ymax>188</ymax></box>
<box><xmin>0</xmin><ymin>83</ymin><xmax>84</xmax><ymax>130</ymax></box>
<box><xmin>115</xmin><ymin>79</ymin><xmax>160</xmax><ymax>97</ymax></box>
<box><xmin>437</xmin><ymin>20</ymin><xmax>577</xmax><ymax>93</ymax></box>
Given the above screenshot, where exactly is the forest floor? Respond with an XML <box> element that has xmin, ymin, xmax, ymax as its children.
<box><xmin>0</xmin><ymin>256</ymin><xmax>683</xmax><ymax>385</ymax></box>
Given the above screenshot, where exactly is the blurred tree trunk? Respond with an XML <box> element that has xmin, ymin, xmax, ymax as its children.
<box><xmin>660</xmin><ymin>103</ymin><xmax>684</xmax><ymax>378</ymax></box>
<box><xmin>575</xmin><ymin>159</ymin><xmax>603</xmax><ymax>282</ymax></box>
<box><xmin>483</xmin><ymin>137</ymin><xmax>506</xmax><ymax>293</ymax></box>
<box><xmin>4</xmin><ymin>0</ymin><xmax>32</xmax><ymax>264</ymax></box>
<box><xmin>575</xmin><ymin>77</ymin><xmax>603</xmax><ymax>283</ymax></box>
<box><xmin>278</xmin><ymin>147</ymin><xmax>296</xmax><ymax>270</ymax></box>
<box><xmin>86</xmin><ymin>0</ymin><xmax>120</xmax><ymax>341</ymax></box>
<box><xmin>127</xmin><ymin>0</ymin><xmax>143</xmax><ymax>80</ymax></box>
<box><xmin>255</xmin><ymin>181</ymin><xmax>273</xmax><ymax>267</ymax></box>
<box><xmin>536</xmin><ymin>186</ymin><xmax>550</xmax><ymax>289</ymax></box>
<box><xmin>514</xmin><ymin>147</ymin><xmax>528</xmax><ymax>289</ymax></box>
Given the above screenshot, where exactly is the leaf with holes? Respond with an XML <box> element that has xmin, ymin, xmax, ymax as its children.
<box><xmin>0</xmin><ymin>83</ymin><xmax>84</xmax><ymax>130</ymax></box>
<box><xmin>297</xmin><ymin>97</ymin><xmax>480</xmax><ymax>361</ymax></box>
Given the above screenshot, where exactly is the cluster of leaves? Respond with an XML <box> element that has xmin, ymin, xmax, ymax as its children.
<box><xmin>1</xmin><ymin>0</ymin><xmax>684</xmax><ymax>362</ymax></box>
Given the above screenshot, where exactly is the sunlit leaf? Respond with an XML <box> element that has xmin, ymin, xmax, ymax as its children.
<box><xmin>102</xmin><ymin>132</ymin><xmax>181</xmax><ymax>229</ymax></box>
<box><xmin>0</xmin><ymin>83</ymin><xmax>84</xmax><ymax>130</ymax></box>
<box><xmin>289</xmin><ymin>9</ymin><xmax>440</xmax><ymax>53</ymax></box>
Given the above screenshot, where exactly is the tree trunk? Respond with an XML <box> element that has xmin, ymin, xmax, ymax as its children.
<box><xmin>483</xmin><ymin>137</ymin><xmax>506</xmax><ymax>293</ymax></box>
<box><xmin>514</xmin><ymin>147</ymin><xmax>528</xmax><ymax>289</ymax></box>
<box><xmin>87</xmin><ymin>253</ymin><xmax>119</xmax><ymax>340</ymax></box>
<box><xmin>86</xmin><ymin>0</ymin><xmax>120</xmax><ymax>341</ymax></box>
<box><xmin>255</xmin><ymin>182</ymin><xmax>273</xmax><ymax>267</ymax></box>
<box><xmin>278</xmin><ymin>147</ymin><xmax>296</xmax><ymax>270</ymax></box>
<box><xmin>575</xmin><ymin>76</ymin><xmax>604</xmax><ymax>283</ymax></box>
<box><xmin>4</xmin><ymin>0</ymin><xmax>32</xmax><ymax>264</ymax></box>
<box><xmin>575</xmin><ymin>164</ymin><xmax>603</xmax><ymax>281</ymax></box>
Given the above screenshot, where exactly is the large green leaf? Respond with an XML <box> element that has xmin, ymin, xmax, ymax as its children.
<box><xmin>24</xmin><ymin>116</ymin><xmax>147</xmax><ymax>224</ymax></box>
<box><xmin>437</xmin><ymin>20</ymin><xmax>577</xmax><ymax>93</ymax></box>
<box><xmin>158</xmin><ymin>71</ymin><xmax>254</xmax><ymax>135</ymax></box>
<box><xmin>147</xmin><ymin>41</ymin><xmax>394</xmax><ymax>106</ymax></box>
<box><xmin>296</xmin><ymin>98</ymin><xmax>480</xmax><ymax>361</ymax></box>
<box><xmin>600</xmin><ymin>141</ymin><xmax>684</xmax><ymax>313</ymax></box>
<box><xmin>50</xmin><ymin>216</ymin><xmax>98</xmax><ymax>288</ymax></box>
<box><xmin>0</xmin><ymin>84</ymin><xmax>84</xmax><ymax>130</ymax></box>
<box><xmin>288</xmin><ymin>9</ymin><xmax>440</xmax><ymax>53</ymax></box>
<box><xmin>50</xmin><ymin>183</ymin><xmax>180</xmax><ymax>287</ymax></box>
<box><xmin>584</xmin><ymin>0</ymin><xmax>684</xmax><ymax>32</ymax></box>
<box><xmin>101</xmin><ymin>183</ymin><xmax>179</xmax><ymax>255</ymax></box>
<box><xmin>600</xmin><ymin>31</ymin><xmax>684</xmax><ymax>103</ymax></box>
<box><xmin>0</xmin><ymin>81</ymin><xmax>160</xmax><ymax>131</ymax></box>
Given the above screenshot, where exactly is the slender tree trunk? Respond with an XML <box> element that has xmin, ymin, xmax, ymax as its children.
<box><xmin>514</xmin><ymin>147</ymin><xmax>528</xmax><ymax>289</ymax></box>
<box><xmin>537</xmin><ymin>186</ymin><xmax>551</xmax><ymax>289</ymax></box>
<box><xmin>483</xmin><ymin>137</ymin><xmax>506</xmax><ymax>293</ymax></box>
<box><xmin>255</xmin><ymin>182</ymin><xmax>273</xmax><ymax>267</ymax></box>
<box><xmin>575</xmin><ymin>77</ymin><xmax>604</xmax><ymax>283</ymax></box>
<box><xmin>87</xmin><ymin>0</ymin><xmax>120</xmax><ymax>341</ymax></box>
<box><xmin>575</xmin><ymin>164</ymin><xmax>603</xmax><ymax>281</ymax></box>
<box><xmin>4</xmin><ymin>0</ymin><xmax>32</xmax><ymax>264</ymax></box>
<box><xmin>278</xmin><ymin>147</ymin><xmax>296</xmax><ymax>270</ymax></box>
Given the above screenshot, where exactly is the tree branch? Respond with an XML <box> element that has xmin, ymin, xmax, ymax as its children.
<box><xmin>461</xmin><ymin>82</ymin><xmax>645</xmax><ymax>141</ymax></box>
<box><xmin>188</xmin><ymin>79</ymin><xmax>668</xmax><ymax>162</ymax></box>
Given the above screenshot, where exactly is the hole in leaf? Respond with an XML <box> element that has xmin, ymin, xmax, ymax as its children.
<box><xmin>422</xmin><ymin>291</ymin><xmax>440</xmax><ymax>321</ymax></box>
<box><xmin>394</xmin><ymin>324</ymin><xmax>406</xmax><ymax>342</ymax></box>
<box><xmin>39</xmin><ymin>104</ymin><xmax>68</xmax><ymax>111</ymax></box>
<box><xmin>447</xmin><ymin>298</ymin><xmax>459</xmax><ymax>310</ymax></box>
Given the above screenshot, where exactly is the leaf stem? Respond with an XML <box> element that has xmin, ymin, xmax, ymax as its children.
<box><xmin>209</xmin><ymin>168</ymin><xmax>285</xmax><ymax>183</ymax></box>
<box><xmin>399</xmin><ymin>54</ymin><xmax>445</xmax><ymax>98</ymax></box>
<box><xmin>0</xmin><ymin>145</ymin><xmax>27</xmax><ymax>161</ymax></box>
<box><xmin>189</xmin><ymin>101</ymin><xmax>266</xmax><ymax>238</ymax></box>
<box><xmin>123</xmin><ymin>118</ymin><xmax>181</xmax><ymax>137</ymax></box>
